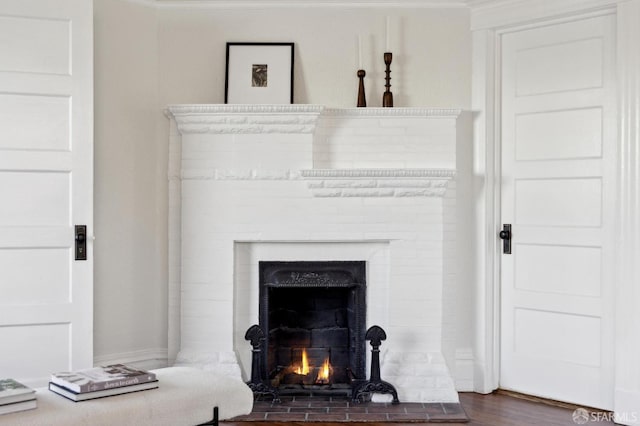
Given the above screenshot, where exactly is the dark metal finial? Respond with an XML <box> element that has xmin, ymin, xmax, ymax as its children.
<box><xmin>245</xmin><ymin>324</ymin><xmax>264</xmax><ymax>348</ymax></box>
<box><xmin>353</xmin><ymin>325</ymin><xmax>399</xmax><ymax>404</ymax></box>
<box><xmin>244</xmin><ymin>324</ymin><xmax>280</xmax><ymax>402</ymax></box>
<box><xmin>365</xmin><ymin>325</ymin><xmax>387</xmax><ymax>347</ymax></box>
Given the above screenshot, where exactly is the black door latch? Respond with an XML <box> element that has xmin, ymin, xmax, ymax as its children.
<box><xmin>75</xmin><ymin>225</ymin><xmax>87</xmax><ymax>261</ymax></box>
<box><xmin>499</xmin><ymin>224</ymin><xmax>511</xmax><ymax>254</ymax></box>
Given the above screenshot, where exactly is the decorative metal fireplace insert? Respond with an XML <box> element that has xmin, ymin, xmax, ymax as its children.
<box><xmin>256</xmin><ymin>261</ymin><xmax>367</xmax><ymax>396</ymax></box>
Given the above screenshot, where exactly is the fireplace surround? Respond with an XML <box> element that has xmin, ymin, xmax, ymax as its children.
<box><xmin>166</xmin><ymin>105</ymin><xmax>462</xmax><ymax>403</ymax></box>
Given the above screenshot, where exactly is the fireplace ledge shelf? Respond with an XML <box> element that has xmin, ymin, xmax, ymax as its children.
<box><xmin>166</xmin><ymin>104</ymin><xmax>461</xmax><ymax>135</ymax></box>
<box><xmin>178</xmin><ymin>168</ymin><xmax>455</xmax><ymax>198</ymax></box>
<box><xmin>302</xmin><ymin>168</ymin><xmax>455</xmax><ymax>198</ymax></box>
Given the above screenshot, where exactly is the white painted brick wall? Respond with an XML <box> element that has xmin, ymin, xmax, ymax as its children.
<box><xmin>377</xmin><ymin>351</ymin><xmax>459</xmax><ymax>402</ymax></box>
<box><xmin>315</xmin><ymin>109</ymin><xmax>457</xmax><ymax>169</ymax></box>
<box><xmin>166</xmin><ymin>105</ymin><xmax>465</xmax><ymax>402</ymax></box>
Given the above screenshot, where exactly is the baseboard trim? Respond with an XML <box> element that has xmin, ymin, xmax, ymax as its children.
<box><xmin>454</xmin><ymin>348</ymin><xmax>475</xmax><ymax>392</ymax></box>
<box><xmin>614</xmin><ymin>389</ymin><xmax>640</xmax><ymax>426</ymax></box>
<box><xmin>93</xmin><ymin>348</ymin><xmax>169</xmax><ymax>370</ymax></box>
<box><xmin>497</xmin><ymin>389</ymin><xmax>611</xmax><ymax>413</ymax></box>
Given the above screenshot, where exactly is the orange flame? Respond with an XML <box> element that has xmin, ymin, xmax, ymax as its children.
<box><xmin>295</xmin><ymin>348</ymin><xmax>310</xmax><ymax>375</ymax></box>
<box><xmin>317</xmin><ymin>358</ymin><xmax>330</xmax><ymax>383</ymax></box>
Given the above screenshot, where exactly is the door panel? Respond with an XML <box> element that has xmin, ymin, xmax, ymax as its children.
<box><xmin>0</xmin><ymin>15</ymin><xmax>71</xmax><ymax>75</ymax></box>
<box><xmin>515</xmin><ymin>37</ymin><xmax>603</xmax><ymax>96</ymax></box>
<box><xmin>515</xmin><ymin>108</ymin><xmax>603</xmax><ymax>160</ymax></box>
<box><xmin>0</xmin><ymin>0</ymin><xmax>93</xmax><ymax>386</ymax></box>
<box><xmin>0</xmin><ymin>248</ymin><xmax>71</xmax><ymax>304</ymax></box>
<box><xmin>514</xmin><ymin>309</ymin><xmax>601</xmax><ymax>367</ymax></box>
<box><xmin>0</xmin><ymin>93</ymin><xmax>71</xmax><ymax>150</ymax></box>
<box><xmin>515</xmin><ymin>244</ymin><xmax>601</xmax><ymax>297</ymax></box>
<box><xmin>0</xmin><ymin>323</ymin><xmax>71</xmax><ymax>379</ymax></box>
<box><xmin>514</xmin><ymin>178</ymin><xmax>602</xmax><ymax>227</ymax></box>
<box><xmin>500</xmin><ymin>14</ymin><xmax>615</xmax><ymax>409</ymax></box>
<box><xmin>0</xmin><ymin>172</ymin><xmax>70</xmax><ymax>226</ymax></box>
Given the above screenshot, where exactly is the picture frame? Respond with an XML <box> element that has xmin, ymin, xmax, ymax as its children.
<box><xmin>225</xmin><ymin>42</ymin><xmax>294</xmax><ymax>104</ymax></box>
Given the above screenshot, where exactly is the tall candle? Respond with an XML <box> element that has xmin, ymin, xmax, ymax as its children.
<box><xmin>358</xmin><ymin>35</ymin><xmax>363</xmax><ymax>69</ymax></box>
<box><xmin>386</xmin><ymin>16</ymin><xmax>390</xmax><ymax>52</ymax></box>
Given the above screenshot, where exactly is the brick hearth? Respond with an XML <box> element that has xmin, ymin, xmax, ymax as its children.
<box><xmin>227</xmin><ymin>395</ymin><xmax>469</xmax><ymax>423</ymax></box>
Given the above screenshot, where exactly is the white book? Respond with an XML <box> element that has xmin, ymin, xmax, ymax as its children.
<box><xmin>0</xmin><ymin>379</ymin><xmax>36</xmax><ymax>405</ymax></box>
<box><xmin>48</xmin><ymin>380</ymin><xmax>159</xmax><ymax>402</ymax></box>
<box><xmin>0</xmin><ymin>399</ymin><xmax>37</xmax><ymax>416</ymax></box>
<box><xmin>50</xmin><ymin>364</ymin><xmax>156</xmax><ymax>393</ymax></box>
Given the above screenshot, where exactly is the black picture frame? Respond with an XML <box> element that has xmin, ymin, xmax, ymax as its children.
<box><xmin>225</xmin><ymin>42</ymin><xmax>294</xmax><ymax>104</ymax></box>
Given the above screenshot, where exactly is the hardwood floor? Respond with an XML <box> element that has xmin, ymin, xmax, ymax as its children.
<box><xmin>458</xmin><ymin>391</ymin><xmax>616</xmax><ymax>425</ymax></box>
<box><xmin>221</xmin><ymin>391</ymin><xmax>617</xmax><ymax>426</ymax></box>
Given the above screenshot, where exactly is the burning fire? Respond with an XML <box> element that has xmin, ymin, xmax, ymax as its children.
<box><xmin>295</xmin><ymin>348</ymin><xmax>310</xmax><ymax>375</ymax></box>
<box><xmin>294</xmin><ymin>349</ymin><xmax>331</xmax><ymax>384</ymax></box>
<box><xmin>317</xmin><ymin>358</ymin><xmax>331</xmax><ymax>383</ymax></box>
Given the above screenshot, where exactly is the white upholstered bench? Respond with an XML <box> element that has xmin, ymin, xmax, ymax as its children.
<box><xmin>0</xmin><ymin>367</ymin><xmax>254</xmax><ymax>426</ymax></box>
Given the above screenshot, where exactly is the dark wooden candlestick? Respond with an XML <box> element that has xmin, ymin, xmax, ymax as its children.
<box><xmin>383</xmin><ymin>52</ymin><xmax>393</xmax><ymax>107</ymax></box>
<box><xmin>357</xmin><ymin>69</ymin><xmax>367</xmax><ymax>107</ymax></box>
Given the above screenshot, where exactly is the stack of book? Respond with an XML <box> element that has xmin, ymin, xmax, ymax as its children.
<box><xmin>49</xmin><ymin>364</ymin><xmax>158</xmax><ymax>402</ymax></box>
<box><xmin>0</xmin><ymin>379</ymin><xmax>37</xmax><ymax>415</ymax></box>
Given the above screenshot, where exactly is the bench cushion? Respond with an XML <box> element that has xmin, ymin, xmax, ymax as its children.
<box><xmin>0</xmin><ymin>367</ymin><xmax>253</xmax><ymax>426</ymax></box>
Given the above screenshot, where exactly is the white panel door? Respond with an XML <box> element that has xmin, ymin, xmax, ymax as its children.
<box><xmin>0</xmin><ymin>0</ymin><xmax>93</xmax><ymax>386</ymax></box>
<box><xmin>500</xmin><ymin>14</ymin><xmax>615</xmax><ymax>409</ymax></box>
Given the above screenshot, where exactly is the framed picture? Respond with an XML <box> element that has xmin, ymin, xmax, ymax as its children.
<box><xmin>225</xmin><ymin>42</ymin><xmax>294</xmax><ymax>104</ymax></box>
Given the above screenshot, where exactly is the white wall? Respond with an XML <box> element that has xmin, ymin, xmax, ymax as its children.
<box><xmin>93</xmin><ymin>0</ymin><xmax>167</xmax><ymax>366</ymax></box>
<box><xmin>92</xmin><ymin>0</ymin><xmax>473</xmax><ymax>375</ymax></box>
<box><xmin>156</xmin><ymin>7</ymin><xmax>470</xmax><ymax>107</ymax></box>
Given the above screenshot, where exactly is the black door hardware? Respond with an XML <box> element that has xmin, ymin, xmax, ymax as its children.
<box><xmin>75</xmin><ymin>225</ymin><xmax>87</xmax><ymax>261</ymax></box>
<box><xmin>499</xmin><ymin>224</ymin><xmax>512</xmax><ymax>254</ymax></box>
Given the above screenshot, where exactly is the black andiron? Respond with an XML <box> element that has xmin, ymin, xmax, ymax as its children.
<box><xmin>352</xmin><ymin>325</ymin><xmax>400</xmax><ymax>404</ymax></box>
<box><xmin>244</xmin><ymin>324</ymin><xmax>280</xmax><ymax>402</ymax></box>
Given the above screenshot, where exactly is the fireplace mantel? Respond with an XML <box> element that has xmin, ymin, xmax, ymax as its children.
<box><xmin>166</xmin><ymin>104</ymin><xmax>324</xmax><ymax>134</ymax></box>
<box><xmin>167</xmin><ymin>104</ymin><xmax>459</xmax><ymax>196</ymax></box>
<box><xmin>166</xmin><ymin>104</ymin><xmax>461</xmax><ymax>135</ymax></box>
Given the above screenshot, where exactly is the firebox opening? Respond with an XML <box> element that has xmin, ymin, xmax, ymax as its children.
<box><xmin>267</xmin><ymin>287</ymin><xmax>351</xmax><ymax>386</ymax></box>
<box><xmin>259</xmin><ymin>261</ymin><xmax>366</xmax><ymax>395</ymax></box>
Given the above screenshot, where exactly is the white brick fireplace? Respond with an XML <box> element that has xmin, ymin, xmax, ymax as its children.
<box><xmin>166</xmin><ymin>105</ymin><xmax>461</xmax><ymax>402</ymax></box>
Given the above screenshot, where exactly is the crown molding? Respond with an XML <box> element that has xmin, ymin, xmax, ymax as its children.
<box><xmin>151</xmin><ymin>0</ymin><xmax>468</xmax><ymax>8</ymax></box>
<box><xmin>122</xmin><ymin>0</ymin><xmax>158</xmax><ymax>7</ymax></box>
<box><xmin>469</xmin><ymin>0</ymin><xmax>618</xmax><ymax>30</ymax></box>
